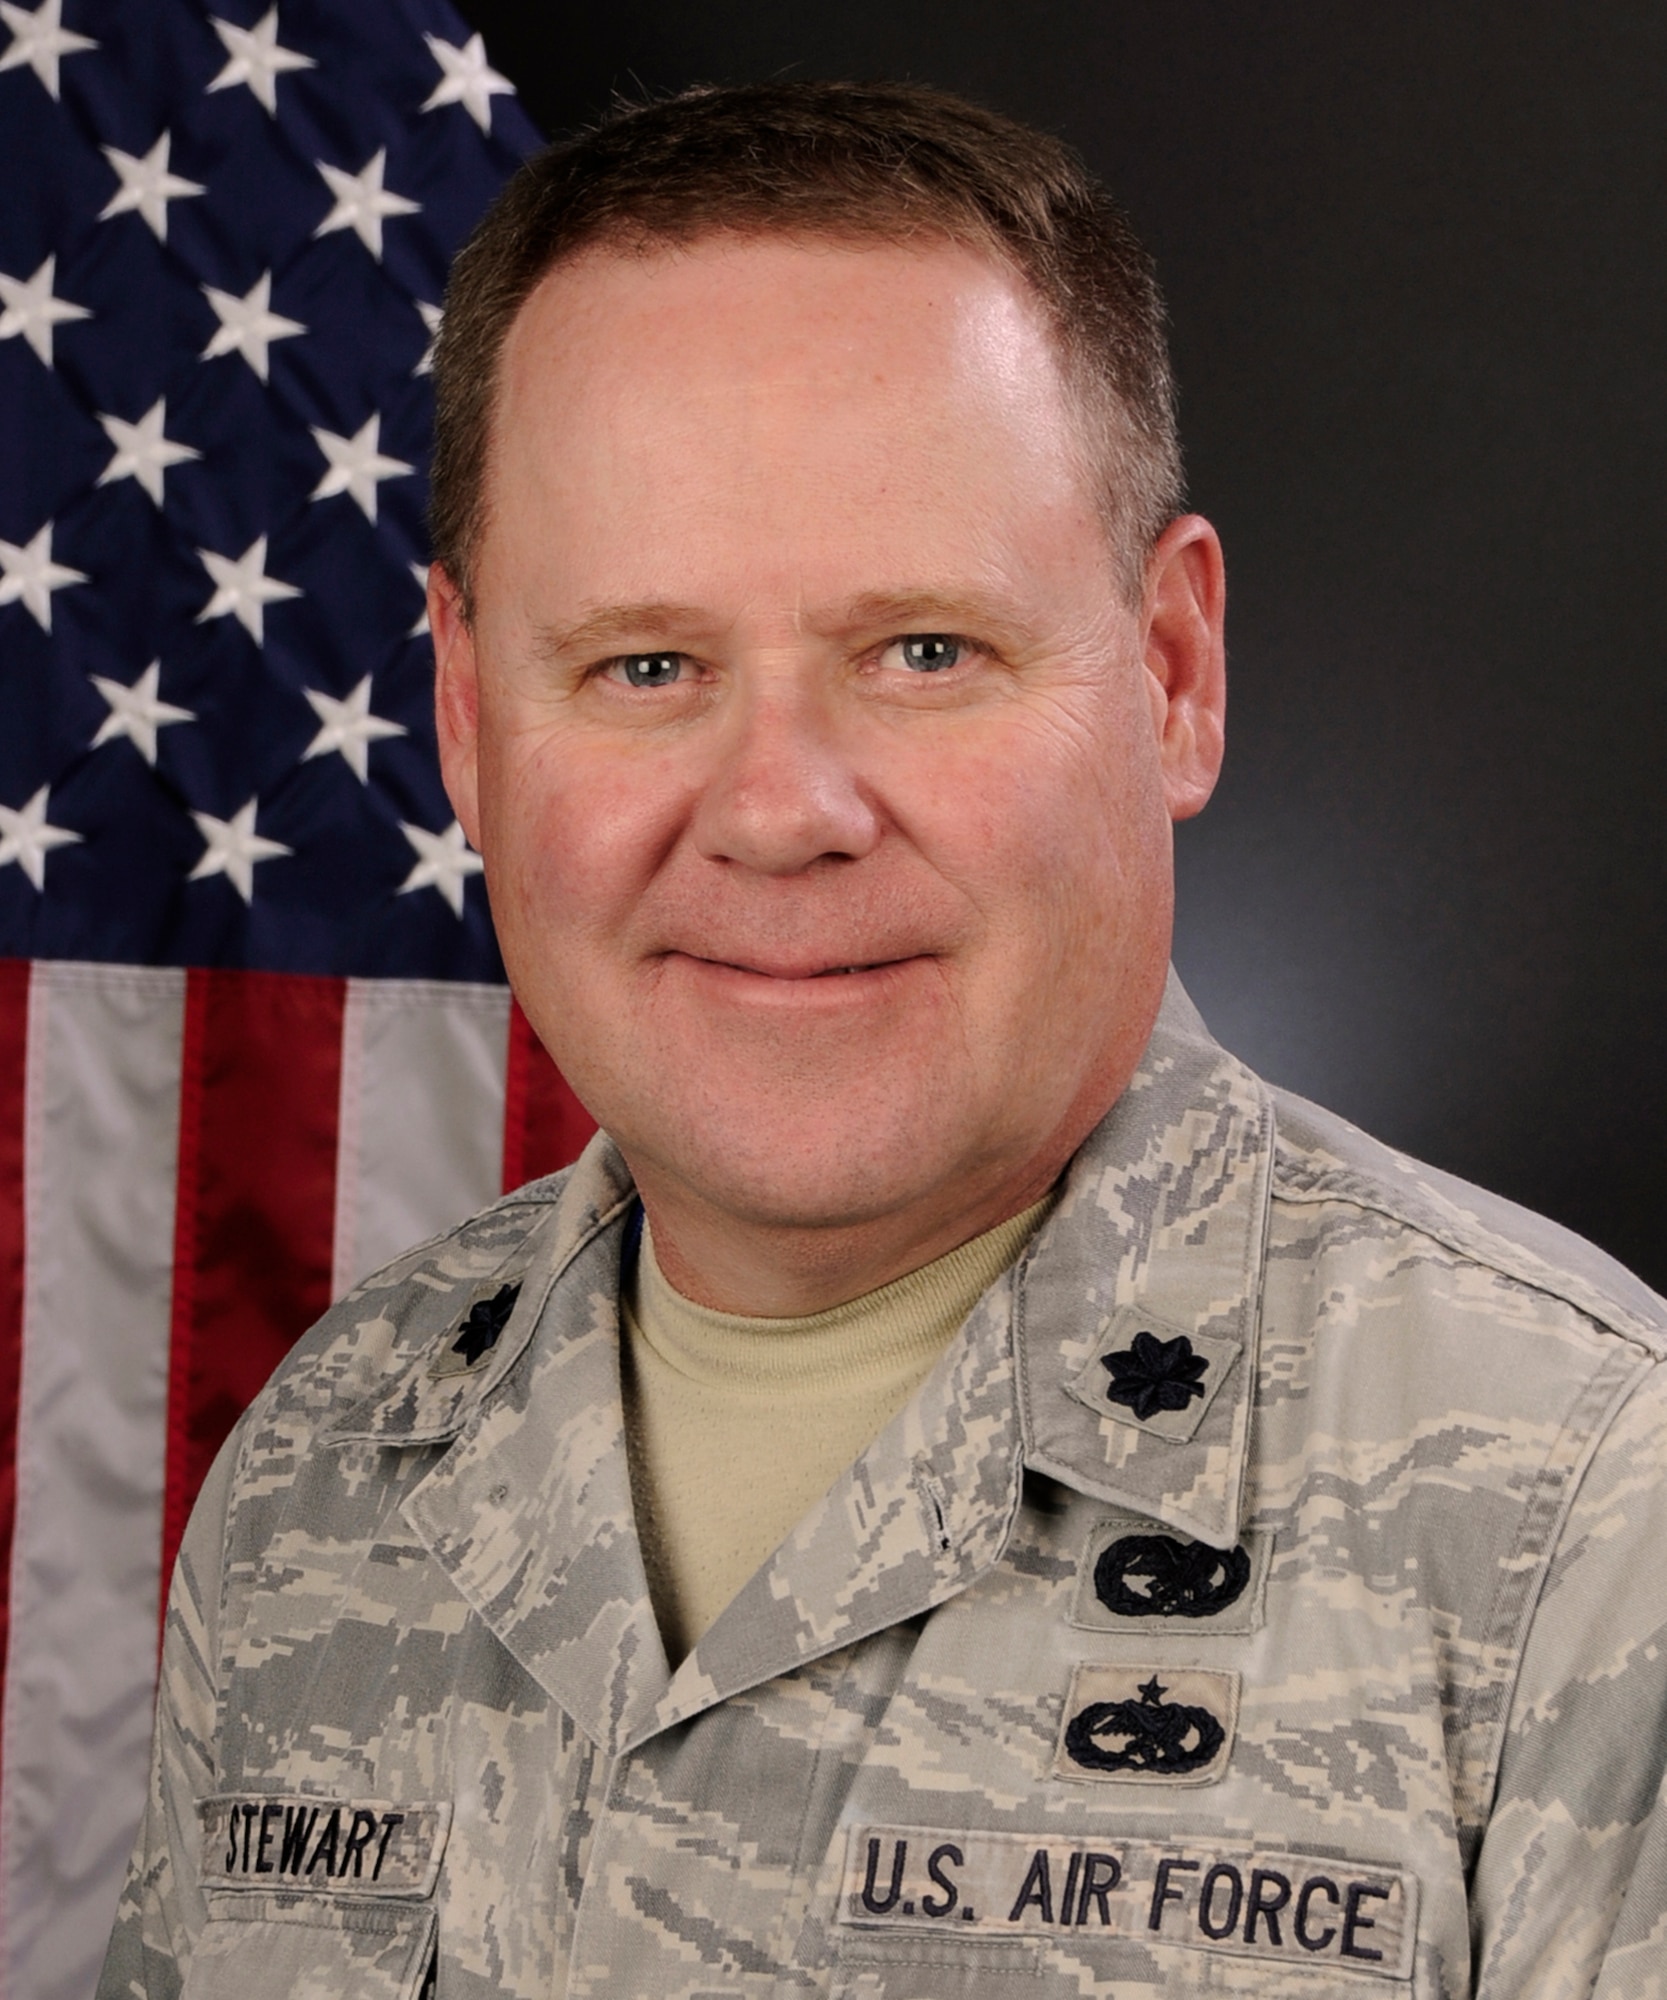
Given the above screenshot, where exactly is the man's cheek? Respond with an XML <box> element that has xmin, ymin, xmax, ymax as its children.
<box><xmin>488</xmin><ymin>755</ymin><xmax>616</xmax><ymax>895</ymax></box>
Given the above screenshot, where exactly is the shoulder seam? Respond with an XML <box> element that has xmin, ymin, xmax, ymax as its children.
<box><xmin>1270</xmin><ymin>1141</ymin><xmax>1665</xmax><ymax>1356</ymax></box>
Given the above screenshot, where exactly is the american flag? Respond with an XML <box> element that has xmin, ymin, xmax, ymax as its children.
<box><xmin>0</xmin><ymin>6</ymin><xmax>596</xmax><ymax>1994</ymax></box>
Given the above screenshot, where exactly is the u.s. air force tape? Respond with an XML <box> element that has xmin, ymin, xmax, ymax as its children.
<box><xmin>839</xmin><ymin>1826</ymin><xmax>1417</xmax><ymax>1980</ymax></box>
<box><xmin>200</xmin><ymin>1797</ymin><xmax>452</xmax><ymax>1898</ymax></box>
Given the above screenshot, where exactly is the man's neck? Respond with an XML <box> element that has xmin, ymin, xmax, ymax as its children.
<box><xmin>632</xmin><ymin>1158</ymin><xmax>1069</xmax><ymax>1316</ymax></box>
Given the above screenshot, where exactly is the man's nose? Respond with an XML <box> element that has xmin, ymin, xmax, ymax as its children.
<box><xmin>689</xmin><ymin>678</ymin><xmax>882</xmax><ymax>873</ymax></box>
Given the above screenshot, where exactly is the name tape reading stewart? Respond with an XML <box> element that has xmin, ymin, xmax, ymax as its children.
<box><xmin>200</xmin><ymin>1797</ymin><xmax>452</xmax><ymax>1898</ymax></box>
<box><xmin>840</xmin><ymin>1826</ymin><xmax>1417</xmax><ymax>1980</ymax></box>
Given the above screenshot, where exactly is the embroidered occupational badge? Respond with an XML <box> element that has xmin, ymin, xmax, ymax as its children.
<box><xmin>449</xmin><ymin>1281</ymin><xmax>520</xmax><ymax>1368</ymax></box>
<box><xmin>1096</xmin><ymin>1531</ymin><xmax>1249</xmax><ymax>1617</ymax></box>
<box><xmin>1053</xmin><ymin>1664</ymin><xmax>1238</xmax><ymax>1786</ymax></box>
<box><xmin>1064</xmin><ymin>1310</ymin><xmax>1240</xmax><ymax>1443</ymax></box>
<box><xmin>1067</xmin><ymin>1675</ymin><xmax>1221</xmax><ymax>1774</ymax></box>
<box><xmin>1071</xmin><ymin>1512</ymin><xmax>1272</xmax><ymax>1635</ymax></box>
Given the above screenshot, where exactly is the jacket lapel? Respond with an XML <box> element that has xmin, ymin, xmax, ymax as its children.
<box><xmin>335</xmin><ymin>1139</ymin><xmax>676</xmax><ymax>1758</ymax></box>
<box><xmin>635</xmin><ymin>1264</ymin><xmax>1026</xmax><ymax>1747</ymax></box>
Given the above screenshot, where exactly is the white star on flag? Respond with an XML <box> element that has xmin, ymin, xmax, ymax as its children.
<box><xmin>98</xmin><ymin>133</ymin><xmax>205</xmax><ymax>242</ymax></box>
<box><xmin>188</xmin><ymin>798</ymin><xmax>290</xmax><ymax>902</ymax></box>
<box><xmin>96</xmin><ymin>397</ymin><xmax>200</xmax><ymax>505</ymax></box>
<box><xmin>421</xmin><ymin>32</ymin><xmax>514</xmax><ymax>133</ymax></box>
<box><xmin>0</xmin><ymin>520</ymin><xmax>86</xmax><ymax>631</ymax></box>
<box><xmin>301</xmin><ymin>677</ymin><xmax>406</xmax><ymax>783</ymax></box>
<box><xmin>408</xmin><ymin>561</ymin><xmax>430</xmax><ymax>638</ymax></box>
<box><xmin>309</xmin><ymin>413</ymin><xmax>413</xmax><ymax>523</ymax></box>
<box><xmin>206</xmin><ymin>5</ymin><xmax>314</xmax><ymax>117</ymax></box>
<box><xmin>200</xmin><ymin>270</ymin><xmax>304</xmax><ymax>381</ymax></box>
<box><xmin>0</xmin><ymin>252</ymin><xmax>90</xmax><ymax>367</ymax></box>
<box><xmin>0</xmin><ymin>0</ymin><xmax>96</xmax><ymax>101</ymax></box>
<box><xmin>314</xmin><ymin>147</ymin><xmax>419</xmax><ymax>260</ymax></box>
<box><xmin>195</xmin><ymin>535</ymin><xmax>300</xmax><ymax>645</ymax></box>
<box><xmin>414</xmin><ymin>299</ymin><xmax>442</xmax><ymax>375</ymax></box>
<box><xmin>398</xmin><ymin>819</ymin><xmax>483</xmax><ymax>918</ymax></box>
<box><xmin>0</xmin><ymin>785</ymin><xmax>81</xmax><ymax>891</ymax></box>
<box><xmin>89</xmin><ymin>662</ymin><xmax>195</xmax><ymax>765</ymax></box>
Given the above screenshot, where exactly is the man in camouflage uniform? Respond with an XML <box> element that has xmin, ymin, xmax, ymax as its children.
<box><xmin>101</xmin><ymin>82</ymin><xmax>1667</xmax><ymax>2000</ymax></box>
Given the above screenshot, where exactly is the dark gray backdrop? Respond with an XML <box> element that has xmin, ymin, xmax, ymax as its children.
<box><xmin>455</xmin><ymin>0</ymin><xmax>1667</xmax><ymax>1290</ymax></box>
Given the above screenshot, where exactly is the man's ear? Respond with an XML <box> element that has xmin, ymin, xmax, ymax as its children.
<box><xmin>1140</xmin><ymin>513</ymin><xmax>1227</xmax><ymax>823</ymax></box>
<box><xmin>430</xmin><ymin>563</ymin><xmax>483</xmax><ymax>850</ymax></box>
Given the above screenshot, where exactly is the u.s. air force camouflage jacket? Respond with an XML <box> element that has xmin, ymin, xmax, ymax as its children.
<box><xmin>100</xmin><ymin>981</ymin><xmax>1667</xmax><ymax>2000</ymax></box>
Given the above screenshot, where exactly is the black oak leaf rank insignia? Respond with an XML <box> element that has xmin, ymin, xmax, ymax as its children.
<box><xmin>1064</xmin><ymin>1675</ymin><xmax>1226</xmax><ymax>1777</ymax></box>
<box><xmin>1100</xmin><ymin>1329</ymin><xmax>1209</xmax><ymax>1421</ymax></box>
<box><xmin>450</xmin><ymin>1281</ymin><xmax>520</xmax><ymax>1367</ymax></box>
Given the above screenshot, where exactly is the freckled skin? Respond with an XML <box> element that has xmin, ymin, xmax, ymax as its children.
<box><xmin>432</xmin><ymin>234</ymin><xmax>1226</xmax><ymax>1313</ymax></box>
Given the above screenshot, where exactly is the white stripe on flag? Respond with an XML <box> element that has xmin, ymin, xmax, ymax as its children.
<box><xmin>2</xmin><ymin>963</ymin><xmax>185</xmax><ymax>2000</ymax></box>
<box><xmin>333</xmin><ymin>978</ymin><xmax>511</xmax><ymax>1299</ymax></box>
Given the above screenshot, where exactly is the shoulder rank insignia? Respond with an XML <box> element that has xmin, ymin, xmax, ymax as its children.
<box><xmin>449</xmin><ymin>1281</ymin><xmax>520</xmax><ymax>1368</ymax></box>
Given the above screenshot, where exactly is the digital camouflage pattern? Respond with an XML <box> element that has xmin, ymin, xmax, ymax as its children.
<box><xmin>99</xmin><ymin>980</ymin><xmax>1667</xmax><ymax>1998</ymax></box>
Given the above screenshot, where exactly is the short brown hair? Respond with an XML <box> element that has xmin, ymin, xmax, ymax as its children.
<box><xmin>431</xmin><ymin>80</ymin><xmax>1183</xmax><ymax>612</ymax></box>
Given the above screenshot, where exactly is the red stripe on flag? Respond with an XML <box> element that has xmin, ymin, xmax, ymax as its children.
<box><xmin>161</xmin><ymin>968</ymin><xmax>346</xmax><ymax>1592</ymax></box>
<box><xmin>0</xmin><ymin>960</ymin><xmax>30</xmax><ymax>1716</ymax></box>
<box><xmin>502</xmin><ymin>998</ymin><xmax>597</xmax><ymax>1192</ymax></box>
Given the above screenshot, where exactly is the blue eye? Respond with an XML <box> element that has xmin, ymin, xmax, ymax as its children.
<box><xmin>899</xmin><ymin>634</ymin><xmax>961</xmax><ymax>672</ymax></box>
<box><xmin>613</xmin><ymin>653</ymin><xmax>684</xmax><ymax>688</ymax></box>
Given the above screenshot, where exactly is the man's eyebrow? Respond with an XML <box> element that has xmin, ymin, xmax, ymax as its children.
<box><xmin>532</xmin><ymin>603</ymin><xmax>710</xmax><ymax>660</ymax></box>
<box><xmin>817</xmin><ymin>588</ymin><xmax>1032</xmax><ymax>641</ymax></box>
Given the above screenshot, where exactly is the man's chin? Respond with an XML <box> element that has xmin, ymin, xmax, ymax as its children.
<box><xmin>619</xmin><ymin>1104</ymin><xmax>968</xmax><ymax>1238</ymax></box>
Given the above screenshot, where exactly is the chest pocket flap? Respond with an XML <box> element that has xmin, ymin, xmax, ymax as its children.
<box><xmin>185</xmin><ymin>1893</ymin><xmax>435</xmax><ymax>2000</ymax></box>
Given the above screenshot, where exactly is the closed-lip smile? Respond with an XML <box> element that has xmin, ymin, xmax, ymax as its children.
<box><xmin>665</xmin><ymin>949</ymin><xmax>923</xmax><ymax>981</ymax></box>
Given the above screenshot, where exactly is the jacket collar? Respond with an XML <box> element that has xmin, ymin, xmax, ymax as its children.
<box><xmin>323</xmin><ymin>1141</ymin><xmax>639</xmax><ymax>1448</ymax></box>
<box><xmin>1014</xmin><ymin>972</ymin><xmax>1274</xmax><ymax>1550</ymax></box>
<box><xmin>381</xmin><ymin>1173</ymin><xmax>1026</xmax><ymax>1758</ymax></box>
<box><xmin>341</xmin><ymin>972</ymin><xmax>1271</xmax><ymax>1751</ymax></box>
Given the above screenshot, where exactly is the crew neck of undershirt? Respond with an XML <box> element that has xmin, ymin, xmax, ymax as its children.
<box><xmin>630</xmin><ymin>1194</ymin><xmax>1055</xmax><ymax>1398</ymax></box>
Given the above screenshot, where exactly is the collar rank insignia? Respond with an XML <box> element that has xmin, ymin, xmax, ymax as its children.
<box><xmin>449</xmin><ymin>1281</ymin><xmax>521</xmax><ymax>1369</ymax></box>
<box><xmin>1065</xmin><ymin>1309</ymin><xmax>1241</xmax><ymax>1443</ymax></box>
<box><xmin>1102</xmin><ymin>1330</ymin><xmax>1207</xmax><ymax>1419</ymax></box>
<box><xmin>1054</xmin><ymin>1664</ymin><xmax>1238</xmax><ymax>1786</ymax></box>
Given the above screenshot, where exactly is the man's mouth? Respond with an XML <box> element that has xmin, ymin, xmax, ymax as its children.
<box><xmin>666</xmin><ymin>950</ymin><xmax>916</xmax><ymax>981</ymax></box>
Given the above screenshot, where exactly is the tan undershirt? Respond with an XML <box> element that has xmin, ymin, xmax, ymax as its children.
<box><xmin>621</xmin><ymin>1198</ymin><xmax>1052</xmax><ymax>1663</ymax></box>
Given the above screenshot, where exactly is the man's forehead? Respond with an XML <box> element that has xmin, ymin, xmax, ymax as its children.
<box><xmin>498</xmin><ymin>227</ymin><xmax>1061</xmax><ymax>402</ymax></box>
<box><xmin>471</xmin><ymin>227</ymin><xmax>1119</xmax><ymax>632</ymax></box>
